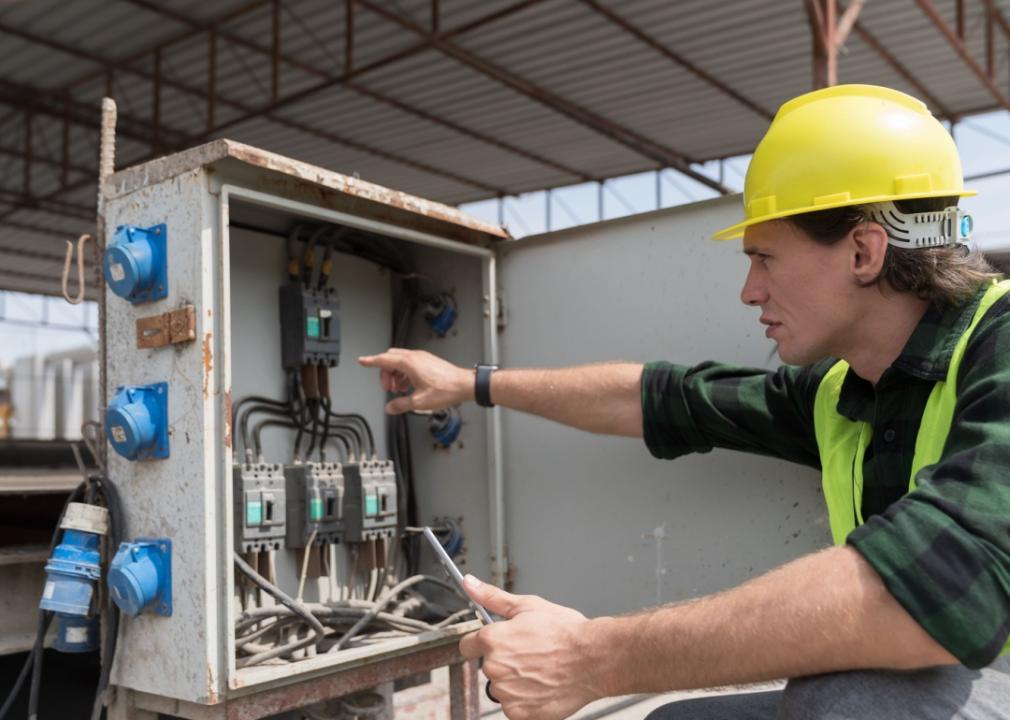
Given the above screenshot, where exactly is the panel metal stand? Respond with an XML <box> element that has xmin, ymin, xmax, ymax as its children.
<box><xmin>108</xmin><ymin>644</ymin><xmax>480</xmax><ymax>720</ymax></box>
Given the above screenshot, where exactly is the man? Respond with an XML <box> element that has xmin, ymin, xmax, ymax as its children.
<box><xmin>360</xmin><ymin>85</ymin><xmax>1010</xmax><ymax>719</ymax></box>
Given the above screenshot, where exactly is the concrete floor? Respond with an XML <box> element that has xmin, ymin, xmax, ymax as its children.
<box><xmin>392</xmin><ymin>665</ymin><xmax>785</xmax><ymax>720</ymax></box>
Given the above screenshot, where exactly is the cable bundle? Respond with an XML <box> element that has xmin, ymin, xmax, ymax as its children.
<box><xmin>233</xmin><ymin>558</ymin><xmax>474</xmax><ymax>668</ymax></box>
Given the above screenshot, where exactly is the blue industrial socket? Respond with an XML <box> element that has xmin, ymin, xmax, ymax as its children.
<box><xmin>106</xmin><ymin>382</ymin><xmax>170</xmax><ymax>461</ymax></box>
<box><xmin>108</xmin><ymin>539</ymin><xmax>172</xmax><ymax>617</ymax></box>
<box><xmin>429</xmin><ymin>408</ymin><xmax>462</xmax><ymax>448</ymax></box>
<box><xmin>423</xmin><ymin>295</ymin><xmax>458</xmax><ymax>337</ymax></box>
<box><xmin>53</xmin><ymin>615</ymin><xmax>101</xmax><ymax>653</ymax></box>
<box><xmin>40</xmin><ymin>528</ymin><xmax>103</xmax><ymax>616</ymax></box>
<box><xmin>103</xmin><ymin>223</ymin><xmax>168</xmax><ymax>304</ymax></box>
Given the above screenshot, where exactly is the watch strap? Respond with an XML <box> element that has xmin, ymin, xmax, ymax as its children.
<box><xmin>474</xmin><ymin>364</ymin><xmax>498</xmax><ymax>408</ymax></box>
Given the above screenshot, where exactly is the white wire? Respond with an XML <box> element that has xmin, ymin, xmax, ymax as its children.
<box><xmin>297</xmin><ymin>529</ymin><xmax>318</xmax><ymax>602</ymax></box>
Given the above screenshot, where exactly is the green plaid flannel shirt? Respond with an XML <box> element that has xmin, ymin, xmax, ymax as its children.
<box><xmin>641</xmin><ymin>284</ymin><xmax>1010</xmax><ymax>668</ymax></box>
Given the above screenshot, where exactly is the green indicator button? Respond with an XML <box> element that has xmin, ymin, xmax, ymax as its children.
<box><xmin>246</xmin><ymin>500</ymin><xmax>263</xmax><ymax>526</ymax></box>
<box><xmin>310</xmin><ymin>498</ymin><xmax>324</xmax><ymax>521</ymax></box>
<box><xmin>365</xmin><ymin>494</ymin><xmax>379</xmax><ymax>517</ymax></box>
<box><xmin>306</xmin><ymin>316</ymin><xmax>321</xmax><ymax>338</ymax></box>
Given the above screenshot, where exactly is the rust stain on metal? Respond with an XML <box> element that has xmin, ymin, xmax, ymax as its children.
<box><xmin>206</xmin><ymin>664</ymin><xmax>220</xmax><ymax>705</ymax></box>
<box><xmin>104</xmin><ymin>139</ymin><xmax>509</xmax><ymax>242</ymax></box>
<box><xmin>223</xmin><ymin>389</ymin><xmax>233</xmax><ymax>449</ymax></box>
<box><xmin>226</xmin><ymin>643</ymin><xmax>464</xmax><ymax>720</ymax></box>
<box><xmin>136</xmin><ymin>305</ymin><xmax>197</xmax><ymax>348</ymax></box>
<box><xmin>202</xmin><ymin>332</ymin><xmax>213</xmax><ymax>399</ymax></box>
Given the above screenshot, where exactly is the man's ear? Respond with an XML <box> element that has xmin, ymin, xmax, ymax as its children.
<box><xmin>850</xmin><ymin>221</ymin><xmax>888</xmax><ymax>284</ymax></box>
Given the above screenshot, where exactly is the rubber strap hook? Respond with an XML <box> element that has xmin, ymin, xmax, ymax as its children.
<box><xmin>62</xmin><ymin>233</ymin><xmax>92</xmax><ymax>305</ymax></box>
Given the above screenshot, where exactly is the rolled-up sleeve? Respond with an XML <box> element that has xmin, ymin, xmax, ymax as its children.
<box><xmin>848</xmin><ymin>312</ymin><xmax>1010</xmax><ymax>668</ymax></box>
<box><xmin>641</xmin><ymin>359</ymin><xmax>829</xmax><ymax>469</ymax></box>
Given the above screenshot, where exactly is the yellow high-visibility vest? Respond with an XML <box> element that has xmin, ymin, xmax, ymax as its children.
<box><xmin>814</xmin><ymin>279</ymin><xmax>1010</xmax><ymax>657</ymax></box>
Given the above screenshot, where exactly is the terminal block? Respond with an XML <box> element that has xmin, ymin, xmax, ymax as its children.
<box><xmin>233</xmin><ymin>464</ymin><xmax>287</xmax><ymax>552</ymax></box>
<box><xmin>279</xmin><ymin>284</ymin><xmax>341</xmax><ymax>369</ymax></box>
<box><xmin>343</xmin><ymin>459</ymin><xmax>398</xmax><ymax>542</ymax></box>
<box><xmin>284</xmin><ymin>463</ymin><xmax>344</xmax><ymax>548</ymax></box>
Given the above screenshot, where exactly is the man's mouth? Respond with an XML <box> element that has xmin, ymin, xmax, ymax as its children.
<box><xmin>760</xmin><ymin>318</ymin><xmax>781</xmax><ymax>338</ymax></box>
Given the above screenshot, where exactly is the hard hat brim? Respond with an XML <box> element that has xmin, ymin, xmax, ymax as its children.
<box><xmin>711</xmin><ymin>189</ymin><xmax>978</xmax><ymax>241</ymax></box>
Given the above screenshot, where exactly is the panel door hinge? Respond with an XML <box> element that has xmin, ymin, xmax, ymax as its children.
<box><xmin>486</xmin><ymin>290</ymin><xmax>507</xmax><ymax>333</ymax></box>
<box><xmin>136</xmin><ymin>305</ymin><xmax>197</xmax><ymax>349</ymax></box>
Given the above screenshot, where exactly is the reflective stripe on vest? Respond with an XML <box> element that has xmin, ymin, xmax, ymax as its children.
<box><xmin>813</xmin><ymin>278</ymin><xmax>1010</xmax><ymax>656</ymax></box>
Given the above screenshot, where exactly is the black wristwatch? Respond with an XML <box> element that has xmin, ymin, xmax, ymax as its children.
<box><xmin>474</xmin><ymin>364</ymin><xmax>498</xmax><ymax>408</ymax></box>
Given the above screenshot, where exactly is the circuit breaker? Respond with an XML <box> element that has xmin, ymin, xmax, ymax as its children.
<box><xmin>233</xmin><ymin>464</ymin><xmax>287</xmax><ymax>552</ymax></box>
<box><xmin>343</xmin><ymin>459</ymin><xmax>398</xmax><ymax>542</ymax></box>
<box><xmin>284</xmin><ymin>463</ymin><xmax>345</xmax><ymax>547</ymax></box>
<box><xmin>279</xmin><ymin>284</ymin><xmax>341</xmax><ymax>368</ymax></box>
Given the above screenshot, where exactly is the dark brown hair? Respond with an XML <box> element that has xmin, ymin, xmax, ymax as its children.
<box><xmin>787</xmin><ymin>197</ymin><xmax>1000</xmax><ymax>308</ymax></box>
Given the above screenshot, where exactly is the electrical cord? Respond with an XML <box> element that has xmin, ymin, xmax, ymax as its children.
<box><xmin>0</xmin><ymin>612</ymin><xmax>52</xmax><ymax>720</ymax></box>
<box><xmin>233</xmin><ymin>554</ymin><xmax>324</xmax><ymax>648</ymax></box>
<box><xmin>332</xmin><ymin>574</ymin><xmax>458</xmax><ymax>652</ymax></box>
<box><xmin>89</xmin><ymin>475</ymin><xmax>124</xmax><ymax>720</ymax></box>
<box><xmin>0</xmin><ymin>468</ymin><xmax>126</xmax><ymax>714</ymax></box>
<box><xmin>296</xmin><ymin>531</ymin><xmax>319</xmax><ymax>602</ymax></box>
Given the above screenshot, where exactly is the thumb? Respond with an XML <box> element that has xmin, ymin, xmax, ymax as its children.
<box><xmin>384</xmin><ymin>394</ymin><xmax>415</xmax><ymax>415</ymax></box>
<box><xmin>463</xmin><ymin>575</ymin><xmax>524</xmax><ymax>620</ymax></box>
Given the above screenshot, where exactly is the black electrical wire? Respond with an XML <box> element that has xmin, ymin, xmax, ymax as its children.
<box><xmin>296</xmin><ymin>370</ymin><xmax>364</xmax><ymax>459</ymax></box>
<box><xmin>23</xmin><ymin>610</ymin><xmax>48</xmax><ymax>720</ymax></box>
<box><xmin>286</xmin><ymin>226</ymin><xmax>303</xmax><ymax>282</ymax></box>
<box><xmin>301</xmin><ymin>226</ymin><xmax>328</xmax><ymax>288</ymax></box>
<box><xmin>0</xmin><ymin>612</ymin><xmax>52</xmax><ymax>720</ymax></box>
<box><xmin>325</xmin><ymin>406</ymin><xmax>372</xmax><ymax>457</ymax></box>
<box><xmin>89</xmin><ymin>474</ymin><xmax>124</xmax><ymax>720</ymax></box>
<box><xmin>321</xmin><ymin>401</ymin><xmax>366</xmax><ymax>458</ymax></box>
<box><xmin>2</xmin><ymin>480</ymin><xmax>85</xmax><ymax>720</ymax></box>
<box><xmin>241</xmin><ymin>389</ymin><xmax>361</xmax><ymax>462</ymax></box>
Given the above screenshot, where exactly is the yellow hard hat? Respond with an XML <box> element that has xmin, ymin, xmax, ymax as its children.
<box><xmin>713</xmin><ymin>84</ymin><xmax>975</xmax><ymax>241</ymax></box>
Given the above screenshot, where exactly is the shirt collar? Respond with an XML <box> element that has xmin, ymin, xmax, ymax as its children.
<box><xmin>835</xmin><ymin>284</ymin><xmax>988</xmax><ymax>422</ymax></box>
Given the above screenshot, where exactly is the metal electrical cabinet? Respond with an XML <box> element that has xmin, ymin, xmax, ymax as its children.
<box><xmin>100</xmin><ymin>141</ymin><xmax>828</xmax><ymax>717</ymax></box>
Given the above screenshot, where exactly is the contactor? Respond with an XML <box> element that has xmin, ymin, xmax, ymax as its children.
<box><xmin>279</xmin><ymin>284</ymin><xmax>341</xmax><ymax>368</ymax></box>
<box><xmin>343</xmin><ymin>459</ymin><xmax>398</xmax><ymax>542</ymax></box>
<box><xmin>233</xmin><ymin>463</ymin><xmax>287</xmax><ymax>552</ymax></box>
<box><xmin>284</xmin><ymin>462</ymin><xmax>345</xmax><ymax>547</ymax></box>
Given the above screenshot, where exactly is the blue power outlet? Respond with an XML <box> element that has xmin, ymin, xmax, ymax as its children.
<box><xmin>103</xmin><ymin>224</ymin><xmax>168</xmax><ymax>304</ymax></box>
<box><xmin>108</xmin><ymin>539</ymin><xmax>172</xmax><ymax>617</ymax></box>
<box><xmin>106</xmin><ymin>383</ymin><xmax>170</xmax><ymax>461</ymax></box>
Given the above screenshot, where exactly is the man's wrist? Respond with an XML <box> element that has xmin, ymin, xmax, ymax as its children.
<box><xmin>578</xmin><ymin>616</ymin><xmax>624</xmax><ymax>698</ymax></box>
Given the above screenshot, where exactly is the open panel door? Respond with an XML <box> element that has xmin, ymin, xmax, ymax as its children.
<box><xmin>496</xmin><ymin>195</ymin><xmax>830</xmax><ymax>618</ymax></box>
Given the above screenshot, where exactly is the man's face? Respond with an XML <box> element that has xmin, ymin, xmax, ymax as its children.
<box><xmin>740</xmin><ymin>221</ymin><xmax>856</xmax><ymax>365</ymax></box>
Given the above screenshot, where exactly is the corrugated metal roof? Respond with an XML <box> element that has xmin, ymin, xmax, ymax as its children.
<box><xmin>2</xmin><ymin>0</ymin><xmax>1010</xmax><ymax>295</ymax></box>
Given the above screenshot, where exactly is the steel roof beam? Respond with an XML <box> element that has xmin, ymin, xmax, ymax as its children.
<box><xmin>578</xmin><ymin>0</ymin><xmax>774</xmax><ymax>121</ymax></box>
<box><xmin>0</xmin><ymin>220</ymin><xmax>85</xmax><ymax>240</ymax></box>
<box><xmin>0</xmin><ymin>39</ymin><xmax>511</xmax><ymax>210</ymax></box>
<box><xmin>916</xmin><ymin>0</ymin><xmax>1010</xmax><ymax>111</ymax></box>
<box><xmin>0</xmin><ymin>245</ymin><xmax>78</xmax><ymax>264</ymax></box>
<box><xmin>355</xmin><ymin>0</ymin><xmax>729</xmax><ymax>195</ymax></box>
<box><xmin>841</xmin><ymin>6</ymin><xmax>952</xmax><ymax>118</ymax></box>
<box><xmin>188</xmin><ymin>0</ymin><xmax>549</xmax><ymax>137</ymax></box>
<box><xmin>0</xmin><ymin>145</ymin><xmax>93</xmax><ymax>178</ymax></box>
<box><xmin>0</xmin><ymin>191</ymin><xmax>95</xmax><ymax>220</ymax></box>
<box><xmin>0</xmin><ymin>79</ymin><xmax>193</xmax><ymax>148</ymax></box>
<box><xmin>0</xmin><ymin>2</ymin><xmax>551</xmax><ymax>228</ymax></box>
<box><xmin>126</xmin><ymin>0</ymin><xmax>594</xmax><ymax>183</ymax></box>
<box><xmin>62</xmin><ymin>0</ymin><xmax>275</xmax><ymax>93</ymax></box>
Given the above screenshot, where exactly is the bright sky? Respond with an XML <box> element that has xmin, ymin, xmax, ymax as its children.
<box><xmin>3</xmin><ymin>110</ymin><xmax>1010</xmax><ymax>368</ymax></box>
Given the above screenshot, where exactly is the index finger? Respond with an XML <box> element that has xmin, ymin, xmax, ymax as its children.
<box><xmin>459</xmin><ymin>628</ymin><xmax>484</xmax><ymax>660</ymax></box>
<box><xmin>358</xmin><ymin>350</ymin><xmax>408</xmax><ymax>372</ymax></box>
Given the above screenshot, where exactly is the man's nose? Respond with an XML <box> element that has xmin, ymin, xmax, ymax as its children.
<box><xmin>740</xmin><ymin>268</ymin><xmax>767</xmax><ymax>306</ymax></box>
